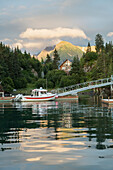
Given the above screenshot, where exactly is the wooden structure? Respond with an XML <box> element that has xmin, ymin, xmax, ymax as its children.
<box><xmin>59</xmin><ymin>59</ymin><xmax>72</xmax><ymax>74</ymax></box>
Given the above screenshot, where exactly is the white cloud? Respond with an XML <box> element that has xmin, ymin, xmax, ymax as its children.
<box><xmin>0</xmin><ymin>38</ymin><xmax>11</xmax><ymax>42</ymax></box>
<box><xmin>107</xmin><ymin>32</ymin><xmax>113</xmax><ymax>37</ymax></box>
<box><xmin>20</xmin><ymin>27</ymin><xmax>89</xmax><ymax>40</ymax></box>
<box><xmin>23</xmin><ymin>42</ymin><xmax>43</xmax><ymax>49</ymax></box>
<box><xmin>49</xmin><ymin>39</ymin><xmax>62</xmax><ymax>46</ymax></box>
<box><xmin>14</xmin><ymin>39</ymin><xmax>23</xmax><ymax>43</ymax></box>
<box><xmin>12</xmin><ymin>42</ymin><xmax>23</xmax><ymax>49</ymax></box>
<box><xmin>11</xmin><ymin>38</ymin><xmax>63</xmax><ymax>54</ymax></box>
<box><xmin>12</xmin><ymin>41</ymin><xmax>44</xmax><ymax>50</ymax></box>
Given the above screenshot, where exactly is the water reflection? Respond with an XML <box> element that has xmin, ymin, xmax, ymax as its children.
<box><xmin>0</xmin><ymin>99</ymin><xmax>113</xmax><ymax>169</ymax></box>
<box><xmin>0</xmin><ymin>100</ymin><xmax>113</xmax><ymax>146</ymax></box>
<box><xmin>1</xmin><ymin>99</ymin><xmax>113</xmax><ymax>168</ymax></box>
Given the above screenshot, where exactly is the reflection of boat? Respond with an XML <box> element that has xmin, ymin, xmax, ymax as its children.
<box><xmin>13</xmin><ymin>87</ymin><xmax>56</xmax><ymax>102</ymax></box>
<box><xmin>13</xmin><ymin>101</ymin><xmax>57</xmax><ymax>115</ymax></box>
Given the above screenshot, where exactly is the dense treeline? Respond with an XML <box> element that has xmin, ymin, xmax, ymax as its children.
<box><xmin>81</xmin><ymin>34</ymin><xmax>113</xmax><ymax>81</ymax></box>
<box><xmin>0</xmin><ymin>42</ymin><xmax>41</xmax><ymax>92</ymax></box>
<box><xmin>37</xmin><ymin>50</ymin><xmax>86</xmax><ymax>89</ymax></box>
<box><xmin>37</xmin><ymin>34</ymin><xmax>113</xmax><ymax>89</ymax></box>
<box><xmin>0</xmin><ymin>33</ymin><xmax>113</xmax><ymax>93</ymax></box>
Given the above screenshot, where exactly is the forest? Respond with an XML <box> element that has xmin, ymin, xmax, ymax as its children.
<box><xmin>0</xmin><ymin>34</ymin><xmax>113</xmax><ymax>93</ymax></box>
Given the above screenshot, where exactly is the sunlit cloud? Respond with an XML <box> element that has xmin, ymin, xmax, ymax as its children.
<box><xmin>20</xmin><ymin>27</ymin><xmax>90</xmax><ymax>40</ymax></box>
<box><xmin>26</xmin><ymin>157</ymin><xmax>42</xmax><ymax>162</ymax></box>
<box><xmin>23</xmin><ymin>42</ymin><xmax>43</xmax><ymax>49</ymax></box>
<box><xmin>0</xmin><ymin>38</ymin><xmax>11</xmax><ymax>42</ymax></box>
<box><xmin>11</xmin><ymin>38</ymin><xmax>62</xmax><ymax>52</ymax></box>
<box><xmin>12</xmin><ymin>41</ymin><xmax>44</xmax><ymax>50</ymax></box>
<box><xmin>12</xmin><ymin>42</ymin><xmax>23</xmax><ymax>49</ymax></box>
<box><xmin>49</xmin><ymin>39</ymin><xmax>62</xmax><ymax>46</ymax></box>
<box><xmin>107</xmin><ymin>32</ymin><xmax>113</xmax><ymax>37</ymax></box>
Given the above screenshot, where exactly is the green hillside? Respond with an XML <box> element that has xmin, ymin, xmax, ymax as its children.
<box><xmin>50</xmin><ymin>41</ymin><xmax>83</xmax><ymax>61</ymax></box>
<box><xmin>37</xmin><ymin>41</ymin><xmax>83</xmax><ymax>61</ymax></box>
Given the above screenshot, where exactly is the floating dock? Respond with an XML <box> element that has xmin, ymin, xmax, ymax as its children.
<box><xmin>56</xmin><ymin>95</ymin><xmax>78</xmax><ymax>100</ymax></box>
<box><xmin>0</xmin><ymin>97</ymin><xmax>15</xmax><ymax>102</ymax></box>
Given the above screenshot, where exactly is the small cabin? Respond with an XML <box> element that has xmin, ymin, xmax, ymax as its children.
<box><xmin>31</xmin><ymin>88</ymin><xmax>47</xmax><ymax>96</ymax></box>
<box><xmin>59</xmin><ymin>59</ymin><xmax>72</xmax><ymax>74</ymax></box>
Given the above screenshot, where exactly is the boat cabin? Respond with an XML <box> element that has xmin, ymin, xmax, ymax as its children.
<box><xmin>31</xmin><ymin>88</ymin><xmax>47</xmax><ymax>97</ymax></box>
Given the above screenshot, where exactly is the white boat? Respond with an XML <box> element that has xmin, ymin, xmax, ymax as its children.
<box><xmin>13</xmin><ymin>87</ymin><xmax>56</xmax><ymax>102</ymax></box>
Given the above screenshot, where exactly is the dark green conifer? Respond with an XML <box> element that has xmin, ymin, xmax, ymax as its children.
<box><xmin>95</xmin><ymin>34</ymin><xmax>104</xmax><ymax>53</ymax></box>
<box><xmin>53</xmin><ymin>49</ymin><xmax>60</xmax><ymax>69</ymax></box>
<box><xmin>45</xmin><ymin>54</ymin><xmax>52</xmax><ymax>63</ymax></box>
<box><xmin>86</xmin><ymin>42</ymin><xmax>91</xmax><ymax>53</ymax></box>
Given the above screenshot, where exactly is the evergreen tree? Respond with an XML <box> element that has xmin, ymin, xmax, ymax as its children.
<box><xmin>45</xmin><ymin>54</ymin><xmax>52</xmax><ymax>63</ymax></box>
<box><xmin>70</xmin><ymin>56</ymin><xmax>81</xmax><ymax>75</ymax></box>
<box><xmin>86</xmin><ymin>42</ymin><xmax>91</xmax><ymax>53</ymax></box>
<box><xmin>53</xmin><ymin>49</ymin><xmax>60</xmax><ymax>69</ymax></box>
<box><xmin>71</xmin><ymin>56</ymin><xmax>86</xmax><ymax>83</ymax></box>
<box><xmin>105</xmin><ymin>41</ymin><xmax>113</xmax><ymax>53</ymax></box>
<box><xmin>0</xmin><ymin>42</ymin><xmax>43</xmax><ymax>91</ymax></box>
<box><xmin>95</xmin><ymin>34</ymin><xmax>104</xmax><ymax>53</ymax></box>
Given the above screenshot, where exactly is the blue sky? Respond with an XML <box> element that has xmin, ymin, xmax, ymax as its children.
<box><xmin>0</xmin><ymin>0</ymin><xmax>113</xmax><ymax>54</ymax></box>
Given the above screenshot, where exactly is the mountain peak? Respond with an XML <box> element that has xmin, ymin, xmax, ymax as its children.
<box><xmin>56</xmin><ymin>41</ymin><xmax>72</xmax><ymax>47</ymax></box>
<box><xmin>34</xmin><ymin>41</ymin><xmax>95</xmax><ymax>62</ymax></box>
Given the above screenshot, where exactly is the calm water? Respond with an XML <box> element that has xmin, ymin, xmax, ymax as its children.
<box><xmin>0</xmin><ymin>97</ymin><xmax>113</xmax><ymax>170</ymax></box>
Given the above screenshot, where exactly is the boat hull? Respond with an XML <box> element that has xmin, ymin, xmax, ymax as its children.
<box><xmin>20</xmin><ymin>95</ymin><xmax>56</xmax><ymax>102</ymax></box>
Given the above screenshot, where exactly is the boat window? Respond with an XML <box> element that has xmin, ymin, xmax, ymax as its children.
<box><xmin>35</xmin><ymin>92</ymin><xmax>39</xmax><ymax>96</ymax></box>
<box><xmin>40</xmin><ymin>91</ymin><xmax>47</xmax><ymax>94</ymax></box>
<box><xmin>34</xmin><ymin>91</ymin><xmax>38</xmax><ymax>96</ymax></box>
<box><xmin>31</xmin><ymin>91</ymin><xmax>39</xmax><ymax>96</ymax></box>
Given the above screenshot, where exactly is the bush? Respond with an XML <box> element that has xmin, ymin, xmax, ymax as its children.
<box><xmin>46</xmin><ymin>70</ymin><xmax>66</xmax><ymax>87</ymax></box>
<box><xmin>2</xmin><ymin>77</ymin><xmax>14</xmax><ymax>92</ymax></box>
<box><xmin>35</xmin><ymin>79</ymin><xmax>46</xmax><ymax>89</ymax></box>
<box><xmin>36</xmin><ymin>78</ymin><xmax>54</xmax><ymax>89</ymax></box>
<box><xmin>84</xmin><ymin>52</ymin><xmax>97</xmax><ymax>62</ymax></box>
<box><xmin>14</xmin><ymin>77</ymin><xmax>27</xmax><ymax>89</ymax></box>
<box><xmin>59</xmin><ymin>76</ymin><xmax>75</xmax><ymax>87</ymax></box>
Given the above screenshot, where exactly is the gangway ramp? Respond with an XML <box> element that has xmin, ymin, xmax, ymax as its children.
<box><xmin>54</xmin><ymin>77</ymin><xmax>113</xmax><ymax>97</ymax></box>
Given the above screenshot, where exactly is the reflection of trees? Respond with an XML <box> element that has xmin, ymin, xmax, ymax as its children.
<box><xmin>37</xmin><ymin>102</ymin><xmax>113</xmax><ymax>148</ymax></box>
<box><xmin>96</xmin><ymin>111</ymin><xmax>113</xmax><ymax>149</ymax></box>
<box><xmin>46</xmin><ymin>108</ymin><xmax>61</xmax><ymax>140</ymax></box>
<box><xmin>57</xmin><ymin>102</ymin><xmax>113</xmax><ymax>150</ymax></box>
<box><xmin>1</xmin><ymin>100</ymin><xmax>113</xmax><ymax>150</ymax></box>
<box><xmin>0</xmin><ymin>107</ymin><xmax>40</xmax><ymax>145</ymax></box>
<box><xmin>84</xmin><ymin>107</ymin><xmax>113</xmax><ymax>149</ymax></box>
